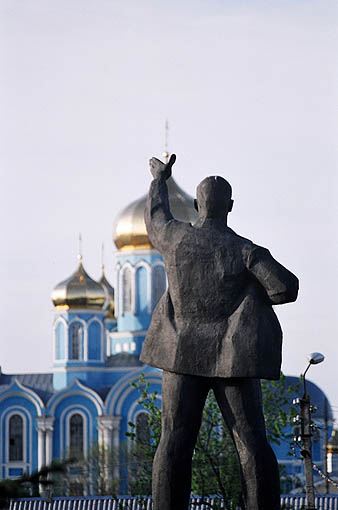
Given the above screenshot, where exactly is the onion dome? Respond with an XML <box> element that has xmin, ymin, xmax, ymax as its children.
<box><xmin>113</xmin><ymin>176</ymin><xmax>198</xmax><ymax>251</ymax></box>
<box><xmin>99</xmin><ymin>267</ymin><xmax>115</xmax><ymax>318</ymax></box>
<box><xmin>51</xmin><ymin>256</ymin><xmax>107</xmax><ymax>310</ymax></box>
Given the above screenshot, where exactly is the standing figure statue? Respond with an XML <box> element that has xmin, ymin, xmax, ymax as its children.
<box><xmin>140</xmin><ymin>154</ymin><xmax>299</xmax><ymax>510</ymax></box>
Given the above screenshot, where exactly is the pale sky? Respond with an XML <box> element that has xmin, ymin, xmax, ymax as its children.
<box><xmin>0</xmin><ymin>0</ymin><xmax>337</xmax><ymax>419</ymax></box>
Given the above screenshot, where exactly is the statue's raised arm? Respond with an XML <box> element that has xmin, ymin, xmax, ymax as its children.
<box><xmin>145</xmin><ymin>154</ymin><xmax>177</xmax><ymax>250</ymax></box>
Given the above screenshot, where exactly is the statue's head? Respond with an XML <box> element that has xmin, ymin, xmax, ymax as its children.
<box><xmin>194</xmin><ymin>176</ymin><xmax>233</xmax><ymax>218</ymax></box>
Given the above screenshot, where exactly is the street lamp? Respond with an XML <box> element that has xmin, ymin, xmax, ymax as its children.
<box><xmin>299</xmin><ymin>352</ymin><xmax>325</xmax><ymax>510</ymax></box>
<box><xmin>302</xmin><ymin>353</ymin><xmax>325</xmax><ymax>398</ymax></box>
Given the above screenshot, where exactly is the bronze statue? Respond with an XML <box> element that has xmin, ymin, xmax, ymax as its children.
<box><xmin>140</xmin><ymin>154</ymin><xmax>299</xmax><ymax>510</ymax></box>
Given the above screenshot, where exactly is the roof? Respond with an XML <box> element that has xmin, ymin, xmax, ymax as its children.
<box><xmin>0</xmin><ymin>371</ymin><xmax>331</xmax><ymax>419</ymax></box>
<box><xmin>51</xmin><ymin>259</ymin><xmax>106</xmax><ymax>310</ymax></box>
<box><xmin>0</xmin><ymin>372</ymin><xmax>54</xmax><ymax>402</ymax></box>
<box><xmin>105</xmin><ymin>353</ymin><xmax>143</xmax><ymax>367</ymax></box>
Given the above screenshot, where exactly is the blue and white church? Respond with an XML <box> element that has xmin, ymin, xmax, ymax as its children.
<box><xmin>0</xmin><ymin>164</ymin><xmax>334</xmax><ymax>491</ymax></box>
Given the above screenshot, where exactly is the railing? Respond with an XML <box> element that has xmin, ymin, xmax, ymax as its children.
<box><xmin>281</xmin><ymin>495</ymin><xmax>338</xmax><ymax>509</ymax></box>
<box><xmin>8</xmin><ymin>495</ymin><xmax>338</xmax><ymax>510</ymax></box>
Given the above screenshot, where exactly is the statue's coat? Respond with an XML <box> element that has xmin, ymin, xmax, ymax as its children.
<box><xmin>140</xmin><ymin>177</ymin><xmax>299</xmax><ymax>380</ymax></box>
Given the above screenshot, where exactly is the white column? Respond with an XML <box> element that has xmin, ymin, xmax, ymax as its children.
<box><xmin>36</xmin><ymin>417</ymin><xmax>55</xmax><ymax>469</ymax></box>
<box><xmin>106</xmin><ymin>332</ymin><xmax>112</xmax><ymax>357</ymax></box>
<box><xmin>131</xmin><ymin>267</ymin><xmax>136</xmax><ymax>315</ymax></box>
<box><xmin>45</xmin><ymin>417</ymin><xmax>55</xmax><ymax>466</ymax></box>
<box><xmin>116</xmin><ymin>264</ymin><xmax>121</xmax><ymax>317</ymax></box>
<box><xmin>83</xmin><ymin>326</ymin><xmax>88</xmax><ymax>361</ymax></box>
<box><xmin>111</xmin><ymin>417</ymin><xmax>121</xmax><ymax>450</ymax></box>
<box><xmin>97</xmin><ymin>416</ymin><xmax>113</xmax><ymax>489</ymax></box>
<box><xmin>98</xmin><ymin>416</ymin><xmax>114</xmax><ymax>451</ymax></box>
<box><xmin>97</xmin><ymin>416</ymin><xmax>122</xmax><ymax>486</ymax></box>
<box><xmin>36</xmin><ymin>418</ymin><xmax>46</xmax><ymax>470</ymax></box>
<box><xmin>111</xmin><ymin>417</ymin><xmax>122</xmax><ymax>480</ymax></box>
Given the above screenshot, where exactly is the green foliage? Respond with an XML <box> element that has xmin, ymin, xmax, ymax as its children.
<box><xmin>0</xmin><ymin>461</ymin><xmax>68</xmax><ymax>509</ymax></box>
<box><xmin>191</xmin><ymin>391</ymin><xmax>243</xmax><ymax>509</ymax></box>
<box><xmin>127</xmin><ymin>373</ymin><xmax>299</xmax><ymax>507</ymax></box>
<box><xmin>127</xmin><ymin>375</ymin><xmax>243</xmax><ymax>508</ymax></box>
<box><xmin>262</xmin><ymin>373</ymin><xmax>299</xmax><ymax>447</ymax></box>
<box><xmin>126</xmin><ymin>374</ymin><xmax>161</xmax><ymax>496</ymax></box>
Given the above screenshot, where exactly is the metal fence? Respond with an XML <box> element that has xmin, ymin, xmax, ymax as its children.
<box><xmin>8</xmin><ymin>495</ymin><xmax>338</xmax><ymax>510</ymax></box>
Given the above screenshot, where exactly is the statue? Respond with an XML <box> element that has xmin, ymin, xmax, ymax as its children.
<box><xmin>140</xmin><ymin>154</ymin><xmax>299</xmax><ymax>510</ymax></box>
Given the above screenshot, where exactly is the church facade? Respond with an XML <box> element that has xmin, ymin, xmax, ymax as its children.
<box><xmin>0</xmin><ymin>172</ymin><xmax>333</xmax><ymax>491</ymax></box>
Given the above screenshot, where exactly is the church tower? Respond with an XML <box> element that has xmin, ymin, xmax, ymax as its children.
<box><xmin>51</xmin><ymin>254</ymin><xmax>109</xmax><ymax>390</ymax></box>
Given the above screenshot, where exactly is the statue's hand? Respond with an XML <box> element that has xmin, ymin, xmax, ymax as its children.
<box><xmin>150</xmin><ymin>154</ymin><xmax>176</xmax><ymax>180</ymax></box>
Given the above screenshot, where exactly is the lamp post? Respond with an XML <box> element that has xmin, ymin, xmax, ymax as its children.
<box><xmin>300</xmin><ymin>352</ymin><xmax>325</xmax><ymax>510</ymax></box>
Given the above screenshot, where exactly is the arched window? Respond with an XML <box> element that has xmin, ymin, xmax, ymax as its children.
<box><xmin>88</xmin><ymin>321</ymin><xmax>101</xmax><ymax>360</ymax></box>
<box><xmin>55</xmin><ymin>321</ymin><xmax>66</xmax><ymax>360</ymax></box>
<box><xmin>9</xmin><ymin>415</ymin><xmax>23</xmax><ymax>461</ymax></box>
<box><xmin>69</xmin><ymin>413</ymin><xmax>84</xmax><ymax>454</ymax></box>
<box><xmin>136</xmin><ymin>412</ymin><xmax>150</xmax><ymax>445</ymax></box>
<box><xmin>152</xmin><ymin>265</ymin><xmax>166</xmax><ymax>309</ymax></box>
<box><xmin>70</xmin><ymin>323</ymin><xmax>84</xmax><ymax>360</ymax></box>
<box><xmin>122</xmin><ymin>267</ymin><xmax>132</xmax><ymax>314</ymax></box>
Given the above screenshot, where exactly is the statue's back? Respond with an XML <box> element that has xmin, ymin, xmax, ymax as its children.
<box><xmin>164</xmin><ymin>223</ymin><xmax>253</xmax><ymax>322</ymax></box>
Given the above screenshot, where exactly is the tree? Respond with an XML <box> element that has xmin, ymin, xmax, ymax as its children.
<box><xmin>50</xmin><ymin>445</ymin><xmax>120</xmax><ymax>497</ymax></box>
<box><xmin>261</xmin><ymin>373</ymin><xmax>299</xmax><ymax>447</ymax></box>
<box><xmin>127</xmin><ymin>373</ymin><xmax>299</xmax><ymax>508</ymax></box>
<box><xmin>190</xmin><ymin>392</ymin><xmax>242</xmax><ymax>509</ymax></box>
<box><xmin>0</xmin><ymin>461</ymin><xmax>69</xmax><ymax>509</ymax></box>
<box><xmin>126</xmin><ymin>376</ymin><xmax>161</xmax><ymax>496</ymax></box>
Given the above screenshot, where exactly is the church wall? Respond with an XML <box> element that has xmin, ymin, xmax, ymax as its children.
<box><xmin>53</xmin><ymin>369</ymin><xmax>105</xmax><ymax>392</ymax></box>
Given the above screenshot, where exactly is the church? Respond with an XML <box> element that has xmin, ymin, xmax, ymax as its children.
<box><xmin>0</xmin><ymin>160</ymin><xmax>333</xmax><ymax>491</ymax></box>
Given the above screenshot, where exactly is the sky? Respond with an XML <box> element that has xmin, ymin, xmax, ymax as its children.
<box><xmin>0</xmin><ymin>0</ymin><xmax>337</xmax><ymax>420</ymax></box>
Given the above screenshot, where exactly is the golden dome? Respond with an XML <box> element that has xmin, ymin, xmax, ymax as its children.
<box><xmin>99</xmin><ymin>268</ymin><xmax>116</xmax><ymax>319</ymax></box>
<box><xmin>113</xmin><ymin>177</ymin><xmax>198</xmax><ymax>251</ymax></box>
<box><xmin>51</xmin><ymin>257</ymin><xmax>107</xmax><ymax>310</ymax></box>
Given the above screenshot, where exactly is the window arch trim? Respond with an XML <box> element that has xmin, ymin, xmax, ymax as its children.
<box><xmin>62</xmin><ymin>407</ymin><xmax>89</xmax><ymax>458</ymax></box>
<box><xmin>119</xmin><ymin>262</ymin><xmax>135</xmax><ymax>316</ymax></box>
<box><xmin>53</xmin><ymin>317</ymin><xmax>68</xmax><ymax>362</ymax></box>
<box><xmin>135</xmin><ymin>261</ymin><xmax>152</xmax><ymax>314</ymax></box>
<box><xmin>68</xmin><ymin>318</ymin><xmax>87</xmax><ymax>361</ymax></box>
<box><xmin>4</xmin><ymin>409</ymin><xmax>29</xmax><ymax>467</ymax></box>
<box><xmin>8</xmin><ymin>414</ymin><xmax>24</xmax><ymax>461</ymax></box>
<box><xmin>68</xmin><ymin>413</ymin><xmax>84</xmax><ymax>455</ymax></box>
